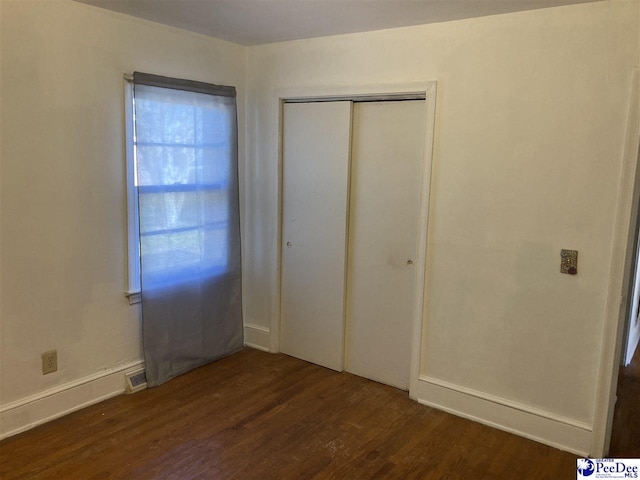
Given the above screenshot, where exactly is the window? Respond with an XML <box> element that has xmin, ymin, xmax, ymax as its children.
<box><xmin>125</xmin><ymin>79</ymin><xmax>140</xmax><ymax>303</ymax></box>
<box><xmin>124</xmin><ymin>74</ymin><xmax>239</xmax><ymax>304</ymax></box>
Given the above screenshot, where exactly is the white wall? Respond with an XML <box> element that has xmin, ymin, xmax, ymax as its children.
<box><xmin>0</xmin><ymin>0</ymin><xmax>245</xmax><ymax>437</ymax></box>
<box><xmin>244</xmin><ymin>0</ymin><xmax>639</xmax><ymax>454</ymax></box>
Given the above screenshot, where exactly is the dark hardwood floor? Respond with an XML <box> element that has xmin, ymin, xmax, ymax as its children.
<box><xmin>0</xmin><ymin>348</ymin><xmax>576</xmax><ymax>479</ymax></box>
<box><xmin>610</xmin><ymin>343</ymin><xmax>640</xmax><ymax>457</ymax></box>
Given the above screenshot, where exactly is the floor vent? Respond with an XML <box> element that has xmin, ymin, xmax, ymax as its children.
<box><xmin>125</xmin><ymin>369</ymin><xmax>147</xmax><ymax>394</ymax></box>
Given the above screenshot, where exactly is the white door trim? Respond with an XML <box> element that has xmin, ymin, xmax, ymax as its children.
<box><xmin>273</xmin><ymin>81</ymin><xmax>437</xmax><ymax>401</ymax></box>
<box><xmin>592</xmin><ymin>69</ymin><xmax>640</xmax><ymax>456</ymax></box>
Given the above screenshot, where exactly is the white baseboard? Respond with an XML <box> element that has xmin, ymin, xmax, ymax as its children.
<box><xmin>244</xmin><ymin>322</ymin><xmax>271</xmax><ymax>352</ymax></box>
<box><xmin>0</xmin><ymin>360</ymin><xmax>144</xmax><ymax>441</ymax></box>
<box><xmin>416</xmin><ymin>376</ymin><xmax>593</xmax><ymax>457</ymax></box>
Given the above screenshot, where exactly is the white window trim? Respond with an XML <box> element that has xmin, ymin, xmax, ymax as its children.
<box><xmin>124</xmin><ymin>78</ymin><xmax>141</xmax><ymax>305</ymax></box>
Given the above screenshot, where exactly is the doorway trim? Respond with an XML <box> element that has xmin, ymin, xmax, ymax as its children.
<box><xmin>592</xmin><ymin>69</ymin><xmax>640</xmax><ymax>456</ymax></box>
<box><xmin>272</xmin><ymin>81</ymin><xmax>437</xmax><ymax>400</ymax></box>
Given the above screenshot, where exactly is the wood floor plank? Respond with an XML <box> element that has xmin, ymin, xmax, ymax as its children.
<box><xmin>610</xmin><ymin>343</ymin><xmax>640</xmax><ymax>457</ymax></box>
<box><xmin>0</xmin><ymin>348</ymin><xmax>577</xmax><ymax>479</ymax></box>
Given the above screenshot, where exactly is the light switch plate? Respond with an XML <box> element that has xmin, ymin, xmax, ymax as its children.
<box><xmin>561</xmin><ymin>249</ymin><xmax>578</xmax><ymax>275</ymax></box>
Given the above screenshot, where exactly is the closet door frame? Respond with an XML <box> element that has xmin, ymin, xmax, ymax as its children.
<box><xmin>274</xmin><ymin>82</ymin><xmax>437</xmax><ymax>399</ymax></box>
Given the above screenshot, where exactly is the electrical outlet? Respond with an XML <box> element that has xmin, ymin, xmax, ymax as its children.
<box><xmin>42</xmin><ymin>350</ymin><xmax>57</xmax><ymax>375</ymax></box>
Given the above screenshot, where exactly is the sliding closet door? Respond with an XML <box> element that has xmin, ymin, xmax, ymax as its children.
<box><xmin>345</xmin><ymin>100</ymin><xmax>426</xmax><ymax>390</ymax></box>
<box><xmin>280</xmin><ymin>101</ymin><xmax>352</xmax><ymax>371</ymax></box>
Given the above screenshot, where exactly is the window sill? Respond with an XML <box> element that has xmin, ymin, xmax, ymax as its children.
<box><xmin>126</xmin><ymin>290</ymin><xmax>141</xmax><ymax>305</ymax></box>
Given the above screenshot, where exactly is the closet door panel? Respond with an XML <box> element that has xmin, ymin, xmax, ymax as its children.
<box><xmin>280</xmin><ymin>101</ymin><xmax>352</xmax><ymax>371</ymax></box>
<box><xmin>345</xmin><ymin>100</ymin><xmax>426</xmax><ymax>389</ymax></box>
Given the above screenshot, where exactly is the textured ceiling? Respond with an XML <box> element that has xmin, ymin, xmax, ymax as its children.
<box><xmin>76</xmin><ymin>0</ymin><xmax>603</xmax><ymax>46</ymax></box>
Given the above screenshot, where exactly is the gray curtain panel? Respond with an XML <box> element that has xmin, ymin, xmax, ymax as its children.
<box><xmin>132</xmin><ymin>72</ymin><xmax>243</xmax><ymax>387</ymax></box>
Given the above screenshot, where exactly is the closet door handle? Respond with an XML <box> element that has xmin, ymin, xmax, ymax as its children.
<box><xmin>407</xmin><ymin>259</ymin><xmax>413</xmax><ymax>266</ymax></box>
<box><xmin>286</xmin><ymin>241</ymin><xmax>292</xmax><ymax>248</ymax></box>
